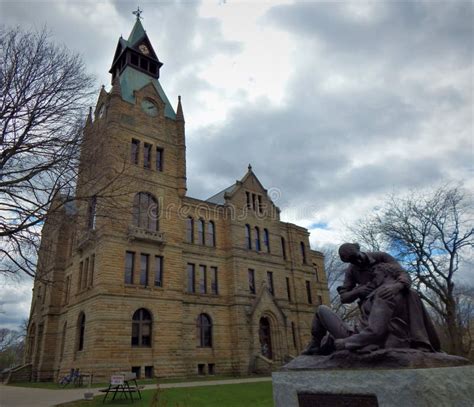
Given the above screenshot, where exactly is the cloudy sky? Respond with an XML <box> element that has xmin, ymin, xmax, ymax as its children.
<box><xmin>1</xmin><ymin>0</ymin><xmax>472</xmax><ymax>330</ymax></box>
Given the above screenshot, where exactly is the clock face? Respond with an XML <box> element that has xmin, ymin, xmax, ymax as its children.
<box><xmin>141</xmin><ymin>99</ymin><xmax>158</xmax><ymax>117</ymax></box>
<box><xmin>98</xmin><ymin>104</ymin><xmax>106</xmax><ymax>119</ymax></box>
<box><xmin>139</xmin><ymin>44</ymin><xmax>150</xmax><ymax>55</ymax></box>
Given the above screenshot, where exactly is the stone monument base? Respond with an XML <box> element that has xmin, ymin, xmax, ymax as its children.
<box><xmin>272</xmin><ymin>365</ymin><xmax>474</xmax><ymax>407</ymax></box>
<box><xmin>272</xmin><ymin>351</ymin><xmax>473</xmax><ymax>407</ymax></box>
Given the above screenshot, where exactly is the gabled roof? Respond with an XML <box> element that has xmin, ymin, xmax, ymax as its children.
<box><xmin>205</xmin><ymin>166</ymin><xmax>269</xmax><ymax>205</ymax></box>
<box><xmin>206</xmin><ymin>184</ymin><xmax>238</xmax><ymax>205</ymax></box>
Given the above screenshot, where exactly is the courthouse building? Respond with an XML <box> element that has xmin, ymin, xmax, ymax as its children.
<box><xmin>25</xmin><ymin>17</ymin><xmax>329</xmax><ymax>382</ymax></box>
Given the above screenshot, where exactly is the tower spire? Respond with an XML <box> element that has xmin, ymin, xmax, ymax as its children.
<box><xmin>176</xmin><ymin>95</ymin><xmax>185</xmax><ymax>122</ymax></box>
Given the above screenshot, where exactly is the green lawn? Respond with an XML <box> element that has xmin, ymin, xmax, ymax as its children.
<box><xmin>58</xmin><ymin>382</ymin><xmax>274</xmax><ymax>407</ymax></box>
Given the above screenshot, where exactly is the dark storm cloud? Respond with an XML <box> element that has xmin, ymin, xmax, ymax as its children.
<box><xmin>186</xmin><ymin>1</ymin><xmax>472</xmax><ymax>223</ymax></box>
<box><xmin>265</xmin><ymin>1</ymin><xmax>473</xmax><ymax>65</ymax></box>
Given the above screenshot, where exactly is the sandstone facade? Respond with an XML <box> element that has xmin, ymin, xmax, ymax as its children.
<box><xmin>25</xmin><ymin>18</ymin><xmax>329</xmax><ymax>383</ymax></box>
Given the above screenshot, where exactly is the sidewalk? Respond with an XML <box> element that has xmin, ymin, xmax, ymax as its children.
<box><xmin>0</xmin><ymin>377</ymin><xmax>272</xmax><ymax>407</ymax></box>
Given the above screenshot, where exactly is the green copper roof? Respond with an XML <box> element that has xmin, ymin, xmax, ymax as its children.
<box><xmin>127</xmin><ymin>19</ymin><xmax>146</xmax><ymax>45</ymax></box>
<box><xmin>119</xmin><ymin>66</ymin><xmax>176</xmax><ymax>119</ymax></box>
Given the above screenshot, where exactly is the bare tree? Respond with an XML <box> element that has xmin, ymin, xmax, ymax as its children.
<box><xmin>0</xmin><ymin>327</ymin><xmax>24</xmax><ymax>369</ymax></box>
<box><xmin>350</xmin><ymin>186</ymin><xmax>473</xmax><ymax>355</ymax></box>
<box><xmin>0</xmin><ymin>328</ymin><xmax>20</xmax><ymax>353</ymax></box>
<box><xmin>0</xmin><ymin>26</ymin><xmax>95</xmax><ymax>277</ymax></box>
<box><xmin>321</xmin><ymin>246</ymin><xmax>359</xmax><ymax>322</ymax></box>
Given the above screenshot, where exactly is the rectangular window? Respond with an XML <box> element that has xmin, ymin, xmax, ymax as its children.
<box><xmin>306</xmin><ymin>280</ymin><xmax>312</xmax><ymax>304</ymax></box>
<box><xmin>264</xmin><ymin>229</ymin><xmax>270</xmax><ymax>253</ymax></box>
<box><xmin>246</xmin><ymin>191</ymin><xmax>251</xmax><ymax>209</ymax></box>
<box><xmin>186</xmin><ymin>217</ymin><xmax>194</xmax><ymax>243</ymax></box>
<box><xmin>88</xmin><ymin>196</ymin><xmax>97</xmax><ymax>230</ymax></box>
<box><xmin>199</xmin><ymin>265</ymin><xmax>207</xmax><ymax>294</ymax></box>
<box><xmin>156</xmin><ymin>147</ymin><xmax>163</xmax><ymax>171</ymax></box>
<box><xmin>198</xmin><ymin>364</ymin><xmax>205</xmax><ymax>375</ymax></box>
<box><xmin>248</xmin><ymin>269</ymin><xmax>256</xmax><ymax>294</ymax></box>
<box><xmin>83</xmin><ymin>257</ymin><xmax>89</xmax><ymax>290</ymax></box>
<box><xmin>281</xmin><ymin>237</ymin><xmax>287</xmax><ymax>260</ymax></box>
<box><xmin>64</xmin><ymin>276</ymin><xmax>70</xmax><ymax>304</ymax></box>
<box><xmin>143</xmin><ymin>143</ymin><xmax>152</xmax><ymax>169</ymax></box>
<box><xmin>208</xmin><ymin>363</ymin><xmax>215</xmax><ymax>375</ymax></box>
<box><xmin>291</xmin><ymin>322</ymin><xmax>297</xmax><ymax>348</ymax></box>
<box><xmin>267</xmin><ymin>271</ymin><xmax>274</xmax><ymax>295</ymax></box>
<box><xmin>252</xmin><ymin>193</ymin><xmax>256</xmax><ymax>210</ymax></box>
<box><xmin>131</xmin><ymin>53</ymin><xmax>139</xmax><ymax>66</ymax></box>
<box><xmin>258</xmin><ymin>195</ymin><xmax>263</xmax><ymax>213</ymax></box>
<box><xmin>89</xmin><ymin>254</ymin><xmax>95</xmax><ymax>287</ymax></box>
<box><xmin>131</xmin><ymin>366</ymin><xmax>141</xmax><ymax>379</ymax></box>
<box><xmin>210</xmin><ymin>266</ymin><xmax>218</xmax><ymax>295</ymax></box>
<box><xmin>140</xmin><ymin>254</ymin><xmax>149</xmax><ymax>286</ymax></box>
<box><xmin>67</xmin><ymin>277</ymin><xmax>71</xmax><ymax>302</ymax></box>
<box><xmin>154</xmin><ymin>256</ymin><xmax>163</xmax><ymax>287</ymax></box>
<box><xmin>187</xmin><ymin>263</ymin><xmax>195</xmax><ymax>293</ymax></box>
<box><xmin>140</xmin><ymin>57</ymin><xmax>148</xmax><ymax>70</ymax></box>
<box><xmin>245</xmin><ymin>225</ymin><xmax>252</xmax><ymax>249</ymax></box>
<box><xmin>125</xmin><ymin>251</ymin><xmax>135</xmax><ymax>284</ymax></box>
<box><xmin>301</xmin><ymin>242</ymin><xmax>307</xmax><ymax>264</ymax></box>
<box><xmin>286</xmin><ymin>277</ymin><xmax>291</xmax><ymax>302</ymax></box>
<box><xmin>131</xmin><ymin>139</ymin><xmax>140</xmax><ymax>164</ymax></box>
<box><xmin>317</xmin><ymin>295</ymin><xmax>323</xmax><ymax>305</ymax></box>
<box><xmin>78</xmin><ymin>261</ymin><xmax>83</xmax><ymax>292</ymax></box>
<box><xmin>145</xmin><ymin>366</ymin><xmax>154</xmax><ymax>379</ymax></box>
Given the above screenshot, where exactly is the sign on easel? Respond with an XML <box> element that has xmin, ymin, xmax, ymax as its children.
<box><xmin>110</xmin><ymin>375</ymin><xmax>125</xmax><ymax>385</ymax></box>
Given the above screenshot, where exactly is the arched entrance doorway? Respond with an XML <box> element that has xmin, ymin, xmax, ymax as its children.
<box><xmin>259</xmin><ymin>317</ymin><xmax>272</xmax><ymax>359</ymax></box>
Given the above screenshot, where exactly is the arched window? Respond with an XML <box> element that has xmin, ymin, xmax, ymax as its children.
<box><xmin>186</xmin><ymin>217</ymin><xmax>194</xmax><ymax>243</ymax></box>
<box><xmin>77</xmin><ymin>312</ymin><xmax>85</xmax><ymax>351</ymax></box>
<box><xmin>60</xmin><ymin>322</ymin><xmax>67</xmax><ymax>361</ymax></box>
<box><xmin>207</xmin><ymin>221</ymin><xmax>216</xmax><ymax>247</ymax></box>
<box><xmin>245</xmin><ymin>224</ymin><xmax>252</xmax><ymax>249</ymax></box>
<box><xmin>198</xmin><ymin>219</ymin><xmax>205</xmax><ymax>245</ymax></box>
<box><xmin>197</xmin><ymin>313</ymin><xmax>212</xmax><ymax>347</ymax></box>
<box><xmin>87</xmin><ymin>196</ymin><xmax>97</xmax><ymax>230</ymax></box>
<box><xmin>255</xmin><ymin>227</ymin><xmax>261</xmax><ymax>251</ymax></box>
<box><xmin>132</xmin><ymin>308</ymin><xmax>152</xmax><ymax>347</ymax></box>
<box><xmin>300</xmin><ymin>242</ymin><xmax>307</xmax><ymax>264</ymax></box>
<box><xmin>264</xmin><ymin>229</ymin><xmax>270</xmax><ymax>253</ymax></box>
<box><xmin>281</xmin><ymin>237</ymin><xmax>287</xmax><ymax>260</ymax></box>
<box><xmin>132</xmin><ymin>192</ymin><xmax>158</xmax><ymax>231</ymax></box>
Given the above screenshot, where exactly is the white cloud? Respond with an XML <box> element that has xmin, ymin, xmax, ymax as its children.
<box><xmin>1</xmin><ymin>0</ymin><xmax>472</xmax><ymax>319</ymax></box>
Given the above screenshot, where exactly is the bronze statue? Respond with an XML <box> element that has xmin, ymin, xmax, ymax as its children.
<box><xmin>302</xmin><ymin>243</ymin><xmax>440</xmax><ymax>355</ymax></box>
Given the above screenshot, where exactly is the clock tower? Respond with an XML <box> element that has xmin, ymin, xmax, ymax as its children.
<box><xmin>109</xmin><ymin>17</ymin><xmax>163</xmax><ymax>82</ymax></box>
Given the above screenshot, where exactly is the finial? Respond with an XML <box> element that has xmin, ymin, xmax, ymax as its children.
<box><xmin>132</xmin><ymin>6</ymin><xmax>143</xmax><ymax>20</ymax></box>
<box><xmin>248</xmin><ymin>164</ymin><xmax>252</xmax><ymax>171</ymax></box>
<box><xmin>86</xmin><ymin>106</ymin><xmax>93</xmax><ymax>125</ymax></box>
<box><xmin>176</xmin><ymin>95</ymin><xmax>184</xmax><ymax>122</ymax></box>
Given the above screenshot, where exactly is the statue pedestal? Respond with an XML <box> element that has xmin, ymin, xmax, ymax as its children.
<box><xmin>272</xmin><ymin>351</ymin><xmax>473</xmax><ymax>407</ymax></box>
